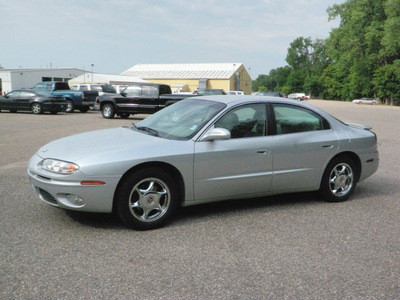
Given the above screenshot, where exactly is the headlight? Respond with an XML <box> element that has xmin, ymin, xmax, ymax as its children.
<box><xmin>42</xmin><ymin>159</ymin><xmax>79</xmax><ymax>174</ymax></box>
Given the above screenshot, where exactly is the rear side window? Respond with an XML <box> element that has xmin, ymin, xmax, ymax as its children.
<box><xmin>142</xmin><ymin>86</ymin><xmax>158</xmax><ymax>97</ymax></box>
<box><xmin>273</xmin><ymin>104</ymin><xmax>329</xmax><ymax>134</ymax></box>
<box><xmin>20</xmin><ymin>91</ymin><xmax>35</xmax><ymax>97</ymax></box>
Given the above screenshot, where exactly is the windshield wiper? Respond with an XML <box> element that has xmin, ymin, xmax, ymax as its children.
<box><xmin>136</xmin><ymin>126</ymin><xmax>159</xmax><ymax>137</ymax></box>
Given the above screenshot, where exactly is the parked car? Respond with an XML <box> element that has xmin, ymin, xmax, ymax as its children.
<box><xmin>194</xmin><ymin>89</ymin><xmax>226</xmax><ymax>95</ymax></box>
<box><xmin>28</xmin><ymin>96</ymin><xmax>379</xmax><ymax>230</ymax></box>
<box><xmin>288</xmin><ymin>93</ymin><xmax>307</xmax><ymax>100</ymax></box>
<box><xmin>70</xmin><ymin>84</ymin><xmax>117</xmax><ymax>96</ymax></box>
<box><xmin>32</xmin><ymin>82</ymin><xmax>98</xmax><ymax>113</ymax></box>
<box><xmin>95</xmin><ymin>83</ymin><xmax>197</xmax><ymax>119</ymax></box>
<box><xmin>0</xmin><ymin>89</ymin><xmax>67</xmax><ymax>114</ymax></box>
<box><xmin>112</xmin><ymin>85</ymin><xmax>129</xmax><ymax>94</ymax></box>
<box><xmin>352</xmin><ymin>98</ymin><xmax>379</xmax><ymax>105</ymax></box>
<box><xmin>255</xmin><ymin>92</ymin><xmax>282</xmax><ymax>97</ymax></box>
<box><xmin>227</xmin><ymin>91</ymin><xmax>245</xmax><ymax>95</ymax></box>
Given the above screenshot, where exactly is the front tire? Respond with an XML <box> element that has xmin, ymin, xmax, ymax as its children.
<box><xmin>102</xmin><ymin>103</ymin><xmax>115</xmax><ymax>119</ymax></box>
<box><xmin>116</xmin><ymin>168</ymin><xmax>179</xmax><ymax>230</ymax></box>
<box><xmin>31</xmin><ymin>103</ymin><xmax>43</xmax><ymax>114</ymax></box>
<box><xmin>65</xmin><ymin>100</ymin><xmax>75</xmax><ymax>113</ymax></box>
<box><xmin>320</xmin><ymin>156</ymin><xmax>357</xmax><ymax>202</ymax></box>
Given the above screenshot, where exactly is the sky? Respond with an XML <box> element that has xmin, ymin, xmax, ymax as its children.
<box><xmin>0</xmin><ymin>0</ymin><xmax>344</xmax><ymax>79</ymax></box>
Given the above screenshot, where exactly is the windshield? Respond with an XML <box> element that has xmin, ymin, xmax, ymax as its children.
<box><xmin>134</xmin><ymin>99</ymin><xmax>226</xmax><ymax>140</ymax></box>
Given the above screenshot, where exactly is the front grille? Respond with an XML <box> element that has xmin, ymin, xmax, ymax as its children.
<box><xmin>39</xmin><ymin>188</ymin><xmax>57</xmax><ymax>205</ymax></box>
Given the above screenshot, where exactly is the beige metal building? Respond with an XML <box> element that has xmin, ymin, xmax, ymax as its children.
<box><xmin>121</xmin><ymin>63</ymin><xmax>252</xmax><ymax>95</ymax></box>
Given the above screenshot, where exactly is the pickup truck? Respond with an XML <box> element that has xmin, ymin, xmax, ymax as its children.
<box><xmin>95</xmin><ymin>83</ymin><xmax>197</xmax><ymax>119</ymax></box>
<box><xmin>32</xmin><ymin>82</ymin><xmax>98</xmax><ymax>113</ymax></box>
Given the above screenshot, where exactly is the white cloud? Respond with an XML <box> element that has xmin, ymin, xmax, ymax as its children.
<box><xmin>0</xmin><ymin>0</ymin><xmax>344</xmax><ymax>77</ymax></box>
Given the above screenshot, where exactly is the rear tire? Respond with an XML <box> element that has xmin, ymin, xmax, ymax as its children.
<box><xmin>320</xmin><ymin>156</ymin><xmax>358</xmax><ymax>202</ymax></box>
<box><xmin>116</xmin><ymin>168</ymin><xmax>179</xmax><ymax>230</ymax></box>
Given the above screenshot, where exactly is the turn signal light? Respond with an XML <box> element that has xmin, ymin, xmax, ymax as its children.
<box><xmin>80</xmin><ymin>181</ymin><xmax>106</xmax><ymax>186</ymax></box>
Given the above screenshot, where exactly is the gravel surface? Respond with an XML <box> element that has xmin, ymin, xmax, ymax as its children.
<box><xmin>1</xmin><ymin>100</ymin><xmax>399</xmax><ymax>299</ymax></box>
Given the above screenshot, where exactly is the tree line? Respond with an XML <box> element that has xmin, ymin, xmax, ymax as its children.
<box><xmin>252</xmin><ymin>0</ymin><xmax>400</xmax><ymax>105</ymax></box>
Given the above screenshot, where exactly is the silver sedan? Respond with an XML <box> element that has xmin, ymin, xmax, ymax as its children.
<box><xmin>28</xmin><ymin>96</ymin><xmax>379</xmax><ymax>230</ymax></box>
<box><xmin>352</xmin><ymin>98</ymin><xmax>379</xmax><ymax>105</ymax></box>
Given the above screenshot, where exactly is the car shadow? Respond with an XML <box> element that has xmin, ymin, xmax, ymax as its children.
<box><xmin>174</xmin><ymin>192</ymin><xmax>321</xmax><ymax>225</ymax></box>
<box><xmin>64</xmin><ymin>192</ymin><xmax>323</xmax><ymax>230</ymax></box>
<box><xmin>65</xmin><ymin>210</ymin><xmax>125</xmax><ymax>229</ymax></box>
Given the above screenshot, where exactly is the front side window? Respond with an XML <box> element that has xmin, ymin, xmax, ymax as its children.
<box><xmin>273</xmin><ymin>104</ymin><xmax>328</xmax><ymax>134</ymax></box>
<box><xmin>124</xmin><ymin>85</ymin><xmax>142</xmax><ymax>96</ymax></box>
<box><xmin>215</xmin><ymin>104</ymin><xmax>267</xmax><ymax>138</ymax></box>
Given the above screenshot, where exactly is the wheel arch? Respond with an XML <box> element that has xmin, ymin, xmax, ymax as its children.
<box><xmin>100</xmin><ymin>100</ymin><xmax>117</xmax><ymax>111</ymax></box>
<box><xmin>323</xmin><ymin>151</ymin><xmax>362</xmax><ymax>184</ymax></box>
<box><xmin>112</xmin><ymin>161</ymin><xmax>185</xmax><ymax>213</ymax></box>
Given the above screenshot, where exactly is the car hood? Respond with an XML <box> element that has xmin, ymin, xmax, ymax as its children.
<box><xmin>36</xmin><ymin>127</ymin><xmax>175</xmax><ymax>162</ymax></box>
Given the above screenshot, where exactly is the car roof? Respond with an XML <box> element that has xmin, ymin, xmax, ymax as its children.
<box><xmin>12</xmin><ymin>89</ymin><xmax>37</xmax><ymax>92</ymax></box>
<box><xmin>191</xmin><ymin>95</ymin><xmax>329</xmax><ymax>116</ymax></box>
<box><xmin>193</xmin><ymin>95</ymin><xmax>298</xmax><ymax>105</ymax></box>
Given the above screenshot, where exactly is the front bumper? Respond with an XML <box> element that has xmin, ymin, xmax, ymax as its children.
<box><xmin>28</xmin><ymin>154</ymin><xmax>121</xmax><ymax>213</ymax></box>
<box><xmin>42</xmin><ymin>103</ymin><xmax>67</xmax><ymax>112</ymax></box>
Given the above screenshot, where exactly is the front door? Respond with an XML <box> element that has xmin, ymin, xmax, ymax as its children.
<box><xmin>194</xmin><ymin>103</ymin><xmax>273</xmax><ymax>201</ymax></box>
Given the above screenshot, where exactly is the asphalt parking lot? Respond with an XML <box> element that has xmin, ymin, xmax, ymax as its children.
<box><xmin>1</xmin><ymin>100</ymin><xmax>399</xmax><ymax>299</ymax></box>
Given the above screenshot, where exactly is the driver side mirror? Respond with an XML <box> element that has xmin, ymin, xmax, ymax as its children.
<box><xmin>200</xmin><ymin>128</ymin><xmax>231</xmax><ymax>141</ymax></box>
<box><xmin>120</xmin><ymin>92</ymin><xmax>127</xmax><ymax>97</ymax></box>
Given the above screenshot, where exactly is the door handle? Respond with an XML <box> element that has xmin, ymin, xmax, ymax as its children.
<box><xmin>257</xmin><ymin>148</ymin><xmax>271</xmax><ymax>155</ymax></box>
<box><xmin>322</xmin><ymin>144</ymin><xmax>334</xmax><ymax>148</ymax></box>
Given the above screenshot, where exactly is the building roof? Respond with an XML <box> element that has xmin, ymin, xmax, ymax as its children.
<box><xmin>121</xmin><ymin>63</ymin><xmax>244</xmax><ymax>79</ymax></box>
<box><xmin>0</xmin><ymin>68</ymin><xmax>86</xmax><ymax>73</ymax></box>
<box><xmin>69</xmin><ymin>73</ymin><xmax>148</xmax><ymax>84</ymax></box>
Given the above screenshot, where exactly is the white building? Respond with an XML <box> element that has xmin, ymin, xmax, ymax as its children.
<box><xmin>0</xmin><ymin>68</ymin><xmax>86</xmax><ymax>95</ymax></box>
<box><xmin>68</xmin><ymin>73</ymin><xmax>148</xmax><ymax>85</ymax></box>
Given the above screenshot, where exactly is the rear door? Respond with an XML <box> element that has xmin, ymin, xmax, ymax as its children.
<box><xmin>270</xmin><ymin>103</ymin><xmax>338</xmax><ymax>192</ymax></box>
<box><xmin>139</xmin><ymin>85</ymin><xmax>161</xmax><ymax>113</ymax></box>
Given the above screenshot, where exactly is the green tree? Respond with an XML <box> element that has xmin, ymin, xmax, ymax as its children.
<box><xmin>324</xmin><ymin>0</ymin><xmax>400</xmax><ymax>102</ymax></box>
<box><xmin>372</xmin><ymin>60</ymin><xmax>400</xmax><ymax>105</ymax></box>
<box><xmin>285</xmin><ymin>37</ymin><xmax>330</xmax><ymax>96</ymax></box>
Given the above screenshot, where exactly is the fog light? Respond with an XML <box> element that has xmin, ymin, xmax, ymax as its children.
<box><xmin>66</xmin><ymin>194</ymin><xmax>85</xmax><ymax>206</ymax></box>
